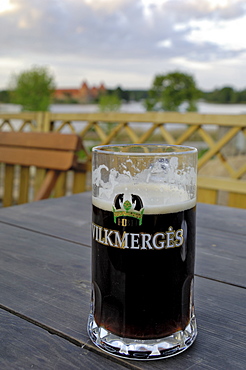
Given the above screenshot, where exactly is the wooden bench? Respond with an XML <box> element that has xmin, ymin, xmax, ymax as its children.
<box><xmin>0</xmin><ymin>132</ymin><xmax>85</xmax><ymax>207</ymax></box>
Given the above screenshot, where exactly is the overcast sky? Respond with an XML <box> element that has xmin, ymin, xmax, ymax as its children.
<box><xmin>0</xmin><ymin>0</ymin><xmax>246</xmax><ymax>91</ymax></box>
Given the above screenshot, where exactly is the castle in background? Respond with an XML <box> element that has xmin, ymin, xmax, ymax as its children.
<box><xmin>53</xmin><ymin>80</ymin><xmax>106</xmax><ymax>103</ymax></box>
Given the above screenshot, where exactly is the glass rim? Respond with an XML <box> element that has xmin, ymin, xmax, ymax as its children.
<box><xmin>92</xmin><ymin>144</ymin><xmax>197</xmax><ymax>156</ymax></box>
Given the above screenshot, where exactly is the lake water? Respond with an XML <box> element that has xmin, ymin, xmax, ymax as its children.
<box><xmin>1</xmin><ymin>101</ymin><xmax>246</xmax><ymax>115</ymax></box>
<box><xmin>54</xmin><ymin>101</ymin><xmax>246</xmax><ymax>114</ymax></box>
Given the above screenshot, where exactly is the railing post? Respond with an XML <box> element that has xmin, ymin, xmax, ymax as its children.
<box><xmin>43</xmin><ymin>111</ymin><xmax>52</xmax><ymax>132</ymax></box>
<box><xmin>36</xmin><ymin>112</ymin><xmax>45</xmax><ymax>132</ymax></box>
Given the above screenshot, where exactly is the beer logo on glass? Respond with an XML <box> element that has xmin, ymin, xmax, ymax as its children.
<box><xmin>112</xmin><ymin>193</ymin><xmax>145</xmax><ymax>226</ymax></box>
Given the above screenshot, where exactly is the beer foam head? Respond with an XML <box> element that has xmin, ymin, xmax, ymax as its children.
<box><xmin>93</xmin><ymin>182</ymin><xmax>195</xmax><ymax>213</ymax></box>
<box><xmin>92</xmin><ymin>153</ymin><xmax>197</xmax><ymax>213</ymax></box>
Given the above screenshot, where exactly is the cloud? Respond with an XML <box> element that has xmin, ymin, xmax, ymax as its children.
<box><xmin>0</xmin><ymin>0</ymin><xmax>246</xmax><ymax>89</ymax></box>
<box><xmin>1</xmin><ymin>0</ymin><xmax>245</xmax><ymax>58</ymax></box>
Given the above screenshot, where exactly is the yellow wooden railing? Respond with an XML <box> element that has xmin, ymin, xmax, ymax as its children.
<box><xmin>0</xmin><ymin>111</ymin><xmax>246</xmax><ymax>208</ymax></box>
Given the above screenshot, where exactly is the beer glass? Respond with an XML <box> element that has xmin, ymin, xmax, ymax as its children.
<box><xmin>87</xmin><ymin>144</ymin><xmax>197</xmax><ymax>360</ymax></box>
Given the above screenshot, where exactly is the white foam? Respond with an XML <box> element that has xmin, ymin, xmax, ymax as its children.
<box><xmin>93</xmin><ymin>182</ymin><xmax>196</xmax><ymax>214</ymax></box>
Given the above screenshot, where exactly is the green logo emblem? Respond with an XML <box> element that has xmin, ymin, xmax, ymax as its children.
<box><xmin>112</xmin><ymin>194</ymin><xmax>144</xmax><ymax>226</ymax></box>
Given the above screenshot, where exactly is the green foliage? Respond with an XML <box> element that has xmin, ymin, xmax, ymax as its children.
<box><xmin>129</xmin><ymin>90</ymin><xmax>148</xmax><ymax>101</ymax></box>
<box><xmin>114</xmin><ymin>86</ymin><xmax>128</xmax><ymax>102</ymax></box>
<box><xmin>220</xmin><ymin>87</ymin><xmax>237</xmax><ymax>103</ymax></box>
<box><xmin>198</xmin><ymin>148</ymin><xmax>209</xmax><ymax>159</ymax></box>
<box><xmin>98</xmin><ymin>93</ymin><xmax>121</xmax><ymax>112</ymax></box>
<box><xmin>106</xmin><ymin>88</ymin><xmax>148</xmax><ymax>102</ymax></box>
<box><xmin>145</xmin><ymin>71</ymin><xmax>200</xmax><ymax>112</ymax></box>
<box><xmin>237</xmin><ymin>89</ymin><xmax>246</xmax><ymax>103</ymax></box>
<box><xmin>98</xmin><ymin>94</ymin><xmax>121</xmax><ymax>134</ymax></box>
<box><xmin>10</xmin><ymin>66</ymin><xmax>56</xmax><ymax>111</ymax></box>
<box><xmin>76</xmin><ymin>146</ymin><xmax>93</xmax><ymax>160</ymax></box>
<box><xmin>202</xmin><ymin>86</ymin><xmax>246</xmax><ymax>104</ymax></box>
<box><xmin>0</xmin><ymin>90</ymin><xmax>11</xmax><ymax>103</ymax></box>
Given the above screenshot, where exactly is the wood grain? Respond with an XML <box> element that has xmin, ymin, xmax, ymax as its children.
<box><xmin>0</xmin><ymin>221</ymin><xmax>246</xmax><ymax>369</ymax></box>
<box><xmin>196</xmin><ymin>202</ymin><xmax>246</xmax><ymax>234</ymax></box>
<box><xmin>0</xmin><ymin>131</ymin><xmax>82</xmax><ymax>151</ymax></box>
<box><xmin>34</xmin><ymin>170</ymin><xmax>61</xmax><ymax>200</ymax></box>
<box><xmin>1</xmin><ymin>194</ymin><xmax>245</xmax><ymax>236</ymax></box>
<box><xmin>3</xmin><ymin>164</ymin><xmax>14</xmax><ymax>207</ymax></box>
<box><xmin>1</xmin><ymin>111</ymin><xmax>246</xmax><ymax>207</ymax></box>
<box><xmin>0</xmin><ymin>192</ymin><xmax>92</xmax><ymax>243</ymax></box>
<box><xmin>0</xmin><ymin>147</ymin><xmax>76</xmax><ymax>170</ymax></box>
<box><xmin>0</xmin><ymin>195</ymin><xmax>245</xmax><ymax>287</ymax></box>
<box><xmin>0</xmin><ymin>193</ymin><xmax>246</xmax><ymax>369</ymax></box>
<box><xmin>0</xmin><ymin>310</ymin><xmax>131</xmax><ymax>370</ymax></box>
<box><xmin>0</xmin><ymin>132</ymin><xmax>84</xmax><ymax>206</ymax></box>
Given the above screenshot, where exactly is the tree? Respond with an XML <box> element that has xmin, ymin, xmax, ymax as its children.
<box><xmin>238</xmin><ymin>89</ymin><xmax>246</xmax><ymax>103</ymax></box>
<box><xmin>98</xmin><ymin>93</ymin><xmax>121</xmax><ymax>134</ymax></box>
<box><xmin>10</xmin><ymin>66</ymin><xmax>56</xmax><ymax>111</ymax></box>
<box><xmin>0</xmin><ymin>90</ymin><xmax>10</xmax><ymax>103</ymax></box>
<box><xmin>219</xmin><ymin>87</ymin><xmax>236</xmax><ymax>103</ymax></box>
<box><xmin>98</xmin><ymin>93</ymin><xmax>121</xmax><ymax>112</ymax></box>
<box><xmin>202</xmin><ymin>86</ymin><xmax>239</xmax><ymax>104</ymax></box>
<box><xmin>145</xmin><ymin>71</ymin><xmax>200</xmax><ymax>112</ymax></box>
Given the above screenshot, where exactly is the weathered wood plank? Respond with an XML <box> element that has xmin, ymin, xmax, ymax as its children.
<box><xmin>0</xmin><ymin>131</ymin><xmax>81</xmax><ymax>151</ymax></box>
<box><xmin>0</xmin><ymin>209</ymin><xmax>244</xmax><ymax>290</ymax></box>
<box><xmin>0</xmin><ymin>223</ymin><xmax>91</xmax><ymax>344</ymax></box>
<box><xmin>1</xmin><ymin>193</ymin><xmax>245</xmax><ymax>238</ymax></box>
<box><xmin>0</xmin><ymin>193</ymin><xmax>92</xmax><ymax>244</ymax></box>
<box><xmin>0</xmin><ymin>223</ymin><xmax>245</xmax><ymax>369</ymax></box>
<box><xmin>196</xmin><ymin>202</ymin><xmax>246</xmax><ymax>234</ymax></box>
<box><xmin>0</xmin><ymin>216</ymin><xmax>244</xmax><ymax>290</ymax></box>
<box><xmin>196</xmin><ymin>227</ymin><xmax>246</xmax><ymax>287</ymax></box>
<box><xmin>0</xmin><ymin>147</ymin><xmax>76</xmax><ymax>171</ymax></box>
<box><xmin>0</xmin><ymin>195</ymin><xmax>246</xmax><ymax>287</ymax></box>
<box><xmin>0</xmin><ymin>310</ymin><xmax>131</xmax><ymax>370</ymax></box>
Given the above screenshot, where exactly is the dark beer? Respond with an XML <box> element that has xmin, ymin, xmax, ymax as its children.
<box><xmin>91</xmin><ymin>190</ymin><xmax>196</xmax><ymax>340</ymax></box>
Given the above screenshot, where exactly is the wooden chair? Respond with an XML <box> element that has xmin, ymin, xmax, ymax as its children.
<box><xmin>0</xmin><ymin>132</ymin><xmax>86</xmax><ymax>207</ymax></box>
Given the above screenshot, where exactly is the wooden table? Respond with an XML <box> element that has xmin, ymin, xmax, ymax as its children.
<box><xmin>0</xmin><ymin>193</ymin><xmax>245</xmax><ymax>369</ymax></box>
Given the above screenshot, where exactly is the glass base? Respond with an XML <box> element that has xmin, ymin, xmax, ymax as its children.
<box><xmin>87</xmin><ymin>314</ymin><xmax>197</xmax><ymax>360</ymax></box>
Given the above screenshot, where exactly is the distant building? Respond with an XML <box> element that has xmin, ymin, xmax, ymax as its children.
<box><xmin>53</xmin><ymin>81</ymin><xmax>106</xmax><ymax>103</ymax></box>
